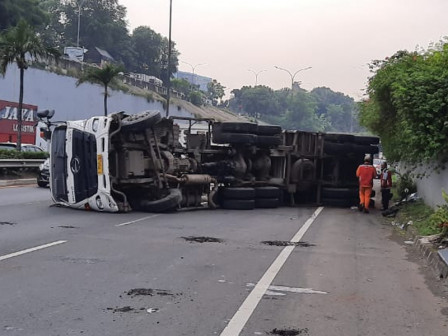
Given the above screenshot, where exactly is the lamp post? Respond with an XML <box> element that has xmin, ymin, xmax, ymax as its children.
<box><xmin>248</xmin><ymin>69</ymin><xmax>266</xmax><ymax>86</ymax></box>
<box><xmin>166</xmin><ymin>0</ymin><xmax>173</xmax><ymax>117</ymax></box>
<box><xmin>274</xmin><ymin>65</ymin><xmax>312</xmax><ymax>89</ymax></box>
<box><xmin>76</xmin><ymin>0</ymin><xmax>85</xmax><ymax>48</ymax></box>
<box><xmin>182</xmin><ymin>61</ymin><xmax>206</xmax><ymax>87</ymax></box>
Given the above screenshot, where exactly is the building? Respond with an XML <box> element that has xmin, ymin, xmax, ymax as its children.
<box><xmin>175</xmin><ymin>71</ymin><xmax>212</xmax><ymax>92</ymax></box>
<box><xmin>84</xmin><ymin>47</ymin><xmax>115</xmax><ymax>67</ymax></box>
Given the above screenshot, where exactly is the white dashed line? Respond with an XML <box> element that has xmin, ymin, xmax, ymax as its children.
<box><xmin>220</xmin><ymin>207</ymin><xmax>324</xmax><ymax>336</ymax></box>
<box><xmin>0</xmin><ymin>240</ymin><xmax>67</xmax><ymax>262</ymax></box>
<box><xmin>115</xmin><ymin>215</ymin><xmax>160</xmax><ymax>227</ymax></box>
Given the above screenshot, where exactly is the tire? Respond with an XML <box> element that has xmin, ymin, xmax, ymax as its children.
<box><xmin>351</xmin><ymin>144</ymin><xmax>379</xmax><ymax>155</ymax></box>
<box><xmin>121</xmin><ymin>111</ymin><xmax>161</xmax><ymax>132</ymax></box>
<box><xmin>37</xmin><ymin>180</ymin><xmax>48</xmax><ymax>188</ymax></box>
<box><xmin>354</xmin><ymin>135</ymin><xmax>380</xmax><ymax>145</ymax></box>
<box><xmin>213</xmin><ymin>131</ymin><xmax>256</xmax><ymax>144</ymax></box>
<box><xmin>254</xmin><ymin>186</ymin><xmax>281</xmax><ymax>198</ymax></box>
<box><xmin>220</xmin><ymin>187</ymin><xmax>255</xmax><ymax>200</ymax></box>
<box><xmin>323</xmin><ymin>142</ymin><xmax>352</xmax><ymax>155</ymax></box>
<box><xmin>322</xmin><ymin>197</ymin><xmax>357</xmax><ymax>207</ymax></box>
<box><xmin>291</xmin><ymin>159</ymin><xmax>315</xmax><ymax>183</ymax></box>
<box><xmin>255</xmin><ymin>198</ymin><xmax>279</xmax><ymax>208</ymax></box>
<box><xmin>321</xmin><ymin>187</ymin><xmax>358</xmax><ymax>199</ymax></box>
<box><xmin>256</xmin><ymin>135</ymin><xmax>282</xmax><ymax>146</ymax></box>
<box><xmin>324</xmin><ymin>133</ymin><xmax>355</xmax><ymax>143</ymax></box>
<box><xmin>256</xmin><ymin>125</ymin><xmax>282</xmax><ymax>136</ymax></box>
<box><xmin>218</xmin><ymin>122</ymin><xmax>258</xmax><ymax>134</ymax></box>
<box><xmin>221</xmin><ymin>199</ymin><xmax>255</xmax><ymax>210</ymax></box>
<box><xmin>138</xmin><ymin>188</ymin><xmax>182</xmax><ymax>212</ymax></box>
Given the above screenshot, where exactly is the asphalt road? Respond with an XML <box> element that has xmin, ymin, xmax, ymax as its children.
<box><xmin>1</xmin><ymin>185</ymin><xmax>447</xmax><ymax>336</ymax></box>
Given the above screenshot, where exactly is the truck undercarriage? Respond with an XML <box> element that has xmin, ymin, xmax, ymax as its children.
<box><xmin>40</xmin><ymin>110</ymin><xmax>379</xmax><ymax>213</ymax></box>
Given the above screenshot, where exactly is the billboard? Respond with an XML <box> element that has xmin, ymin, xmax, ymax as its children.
<box><xmin>0</xmin><ymin>100</ymin><xmax>38</xmax><ymax>144</ymax></box>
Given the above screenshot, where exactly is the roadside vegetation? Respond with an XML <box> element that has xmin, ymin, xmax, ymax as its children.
<box><xmin>227</xmin><ymin>86</ymin><xmax>361</xmax><ymax>132</ymax></box>
<box><xmin>0</xmin><ymin>149</ymin><xmax>48</xmax><ymax>159</ymax></box>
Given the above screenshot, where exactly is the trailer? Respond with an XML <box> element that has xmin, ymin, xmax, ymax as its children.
<box><xmin>37</xmin><ymin>110</ymin><xmax>379</xmax><ymax>213</ymax></box>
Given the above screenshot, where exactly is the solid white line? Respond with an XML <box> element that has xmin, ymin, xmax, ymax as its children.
<box><xmin>0</xmin><ymin>240</ymin><xmax>67</xmax><ymax>262</ymax></box>
<box><xmin>220</xmin><ymin>207</ymin><xmax>324</xmax><ymax>336</ymax></box>
<box><xmin>115</xmin><ymin>214</ymin><xmax>160</xmax><ymax>227</ymax></box>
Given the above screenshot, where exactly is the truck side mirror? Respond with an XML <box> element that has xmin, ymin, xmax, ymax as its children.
<box><xmin>37</xmin><ymin>109</ymin><xmax>55</xmax><ymax>120</ymax></box>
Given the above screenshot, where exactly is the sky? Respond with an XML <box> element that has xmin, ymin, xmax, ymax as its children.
<box><xmin>119</xmin><ymin>0</ymin><xmax>448</xmax><ymax>100</ymax></box>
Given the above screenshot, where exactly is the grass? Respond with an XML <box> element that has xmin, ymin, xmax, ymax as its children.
<box><xmin>389</xmin><ymin>199</ymin><xmax>440</xmax><ymax>236</ymax></box>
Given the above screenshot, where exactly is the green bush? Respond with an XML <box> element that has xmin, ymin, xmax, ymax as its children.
<box><xmin>395</xmin><ymin>172</ymin><xmax>417</xmax><ymax>200</ymax></box>
<box><xmin>0</xmin><ymin>149</ymin><xmax>49</xmax><ymax>159</ymax></box>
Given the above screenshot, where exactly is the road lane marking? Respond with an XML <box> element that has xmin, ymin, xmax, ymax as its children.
<box><xmin>220</xmin><ymin>206</ymin><xmax>324</xmax><ymax>336</ymax></box>
<box><xmin>0</xmin><ymin>240</ymin><xmax>67</xmax><ymax>262</ymax></box>
<box><xmin>115</xmin><ymin>215</ymin><xmax>160</xmax><ymax>227</ymax></box>
<box><xmin>246</xmin><ymin>283</ymin><xmax>328</xmax><ymax>295</ymax></box>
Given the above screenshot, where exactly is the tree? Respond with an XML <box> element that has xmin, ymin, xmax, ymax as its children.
<box><xmin>0</xmin><ymin>19</ymin><xmax>59</xmax><ymax>150</ymax></box>
<box><xmin>130</xmin><ymin>26</ymin><xmax>163</xmax><ymax>76</ymax></box>
<box><xmin>76</xmin><ymin>63</ymin><xmax>124</xmax><ymax>116</ymax></box>
<box><xmin>206</xmin><ymin>79</ymin><xmax>225</xmax><ymax>106</ymax></box>
<box><xmin>359</xmin><ymin>43</ymin><xmax>448</xmax><ymax>167</ymax></box>
<box><xmin>0</xmin><ymin>0</ymin><xmax>48</xmax><ymax>30</ymax></box>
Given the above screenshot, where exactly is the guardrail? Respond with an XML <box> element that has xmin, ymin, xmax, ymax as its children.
<box><xmin>0</xmin><ymin>159</ymin><xmax>46</xmax><ymax>168</ymax></box>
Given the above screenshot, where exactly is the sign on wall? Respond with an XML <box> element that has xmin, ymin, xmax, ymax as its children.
<box><xmin>0</xmin><ymin>100</ymin><xmax>38</xmax><ymax>144</ymax></box>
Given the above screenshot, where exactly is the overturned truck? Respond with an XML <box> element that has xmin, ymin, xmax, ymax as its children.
<box><xmin>39</xmin><ymin>110</ymin><xmax>379</xmax><ymax>213</ymax></box>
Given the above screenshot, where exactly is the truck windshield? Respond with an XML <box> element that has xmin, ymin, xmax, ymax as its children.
<box><xmin>51</xmin><ymin>127</ymin><xmax>98</xmax><ymax>203</ymax></box>
<box><xmin>71</xmin><ymin>129</ymin><xmax>98</xmax><ymax>203</ymax></box>
<box><xmin>51</xmin><ymin>127</ymin><xmax>68</xmax><ymax>202</ymax></box>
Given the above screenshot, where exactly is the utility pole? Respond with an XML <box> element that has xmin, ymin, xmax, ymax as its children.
<box><xmin>274</xmin><ymin>65</ymin><xmax>312</xmax><ymax>89</ymax></box>
<box><xmin>182</xmin><ymin>61</ymin><xmax>206</xmax><ymax>87</ymax></box>
<box><xmin>248</xmin><ymin>69</ymin><xmax>267</xmax><ymax>86</ymax></box>
<box><xmin>166</xmin><ymin>0</ymin><xmax>173</xmax><ymax>117</ymax></box>
<box><xmin>76</xmin><ymin>0</ymin><xmax>85</xmax><ymax>48</ymax></box>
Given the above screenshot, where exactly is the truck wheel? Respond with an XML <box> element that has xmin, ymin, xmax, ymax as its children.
<box><xmin>221</xmin><ymin>199</ymin><xmax>255</xmax><ymax>210</ymax></box>
<box><xmin>218</xmin><ymin>122</ymin><xmax>258</xmax><ymax>134</ymax></box>
<box><xmin>138</xmin><ymin>188</ymin><xmax>182</xmax><ymax>212</ymax></box>
<box><xmin>351</xmin><ymin>144</ymin><xmax>379</xmax><ymax>154</ymax></box>
<box><xmin>255</xmin><ymin>198</ymin><xmax>279</xmax><ymax>208</ymax></box>
<box><xmin>220</xmin><ymin>187</ymin><xmax>255</xmax><ymax>200</ymax></box>
<box><xmin>213</xmin><ymin>131</ymin><xmax>256</xmax><ymax>144</ymax></box>
<box><xmin>256</xmin><ymin>125</ymin><xmax>282</xmax><ymax>136</ymax></box>
<box><xmin>323</xmin><ymin>133</ymin><xmax>355</xmax><ymax>143</ymax></box>
<box><xmin>121</xmin><ymin>111</ymin><xmax>161</xmax><ymax>132</ymax></box>
<box><xmin>254</xmin><ymin>186</ymin><xmax>281</xmax><ymax>198</ymax></box>
<box><xmin>354</xmin><ymin>135</ymin><xmax>380</xmax><ymax>145</ymax></box>
<box><xmin>256</xmin><ymin>135</ymin><xmax>282</xmax><ymax>146</ymax></box>
<box><xmin>323</xmin><ymin>142</ymin><xmax>352</xmax><ymax>155</ymax></box>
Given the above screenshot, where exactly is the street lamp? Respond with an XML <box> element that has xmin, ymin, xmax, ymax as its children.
<box><xmin>248</xmin><ymin>69</ymin><xmax>266</xmax><ymax>86</ymax></box>
<box><xmin>182</xmin><ymin>61</ymin><xmax>206</xmax><ymax>87</ymax></box>
<box><xmin>274</xmin><ymin>65</ymin><xmax>312</xmax><ymax>89</ymax></box>
<box><xmin>76</xmin><ymin>0</ymin><xmax>86</xmax><ymax>48</ymax></box>
<box><xmin>166</xmin><ymin>0</ymin><xmax>173</xmax><ymax>117</ymax></box>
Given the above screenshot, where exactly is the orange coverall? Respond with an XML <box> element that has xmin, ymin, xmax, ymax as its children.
<box><xmin>356</xmin><ymin>163</ymin><xmax>377</xmax><ymax>209</ymax></box>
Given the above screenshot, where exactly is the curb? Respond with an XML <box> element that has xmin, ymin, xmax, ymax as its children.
<box><xmin>0</xmin><ymin>178</ymin><xmax>37</xmax><ymax>187</ymax></box>
<box><xmin>413</xmin><ymin>236</ymin><xmax>448</xmax><ymax>281</ymax></box>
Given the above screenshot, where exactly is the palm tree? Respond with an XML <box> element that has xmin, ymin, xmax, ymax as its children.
<box><xmin>0</xmin><ymin>19</ymin><xmax>59</xmax><ymax>151</ymax></box>
<box><xmin>77</xmin><ymin>63</ymin><xmax>124</xmax><ymax>116</ymax></box>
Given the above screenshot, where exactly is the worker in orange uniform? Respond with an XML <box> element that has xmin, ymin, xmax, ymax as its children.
<box><xmin>356</xmin><ymin>155</ymin><xmax>377</xmax><ymax>213</ymax></box>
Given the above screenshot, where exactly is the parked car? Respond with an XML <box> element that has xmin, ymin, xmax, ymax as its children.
<box><xmin>0</xmin><ymin>142</ymin><xmax>44</xmax><ymax>152</ymax></box>
<box><xmin>373</xmin><ymin>158</ymin><xmax>385</xmax><ymax>178</ymax></box>
<box><xmin>37</xmin><ymin>158</ymin><xmax>50</xmax><ymax>188</ymax></box>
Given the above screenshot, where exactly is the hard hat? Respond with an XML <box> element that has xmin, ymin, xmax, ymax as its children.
<box><xmin>364</xmin><ymin>155</ymin><xmax>371</xmax><ymax>162</ymax></box>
